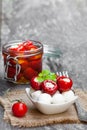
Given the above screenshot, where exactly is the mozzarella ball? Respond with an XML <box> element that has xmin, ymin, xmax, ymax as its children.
<box><xmin>31</xmin><ymin>90</ymin><xmax>42</xmax><ymax>100</ymax></box>
<box><xmin>52</xmin><ymin>93</ymin><xmax>65</xmax><ymax>104</ymax></box>
<box><xmin>38</xmin><ymin>93</ymin><xmax>52</xmax><ymax>104</ymax></box>
<box><xmin>62</xmin><ymin>90</ymin><xmax>75</xmax><ymax>101</ymax></box>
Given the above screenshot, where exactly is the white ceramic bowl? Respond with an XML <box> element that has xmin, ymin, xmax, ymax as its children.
<box><xmin>25</xmin><ymin>88</ymin><xmax>78</xmax><ymax>115</ymax></box>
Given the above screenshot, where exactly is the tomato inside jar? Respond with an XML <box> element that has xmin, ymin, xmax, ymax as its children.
<box><xmin>2</xmin><ymin>40</ymin><xmax>43</xmax><ymax>84</ymax></box>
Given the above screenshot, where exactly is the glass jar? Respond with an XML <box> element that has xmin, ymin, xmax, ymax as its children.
<box><xmin>2</xmin><ymin>40</ymin><xmax>43</xmax><ymax>84</ymax></box>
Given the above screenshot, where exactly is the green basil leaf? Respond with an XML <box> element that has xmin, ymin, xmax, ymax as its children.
<box><xmin>37</xmin><ymin>77</ymin><xmax>44</xmax><ymax>82</ymax></box>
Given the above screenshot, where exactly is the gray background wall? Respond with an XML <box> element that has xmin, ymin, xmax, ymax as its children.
<box><xmin>1</xmin><ymin>0</ymin><xmax>87</xmax><ymax>45</ymax></box>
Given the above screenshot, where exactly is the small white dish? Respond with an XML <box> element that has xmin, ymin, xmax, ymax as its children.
<box><xmin>25</xmin><ymin>88</ymin><xmax>78</xmax><ymax>115</ymax></box>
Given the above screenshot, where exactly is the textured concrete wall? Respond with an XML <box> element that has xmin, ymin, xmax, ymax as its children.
<box><xmin>1</xmin><ymin>0</ymin><xmax>87</xmax><ymax>44</ymax></box>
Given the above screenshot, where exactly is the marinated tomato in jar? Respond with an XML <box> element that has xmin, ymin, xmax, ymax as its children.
<box><xmin>2</xmin><ymin>40</ymin><xmax>43</xmax><ymax>84</ymax></box>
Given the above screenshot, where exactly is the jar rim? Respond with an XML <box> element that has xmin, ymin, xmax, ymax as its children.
<box><xmin>2</xmin><ymin>40</ymin><xmax>43</xmax><ymax>54</ymax></box>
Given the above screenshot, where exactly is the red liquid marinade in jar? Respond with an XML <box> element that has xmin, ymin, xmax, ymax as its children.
<box><xmin>2</xmin><ymin>40</ymin><xmax>43</xmax><ymax>84</ymax></box>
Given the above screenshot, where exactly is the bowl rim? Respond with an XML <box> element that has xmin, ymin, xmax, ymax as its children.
<box><xmin>25</xmin><ymin>88</ymin><xmax>78</xmax><ymax>106</ymax></box>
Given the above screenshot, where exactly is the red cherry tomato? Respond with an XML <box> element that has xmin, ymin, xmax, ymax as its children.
<box><xmin>57</xmin><ymin>76</ymin><xmax>73</xmax><ymax>92</ymax></box>
<box><xmin>17</xmin><ymin>44</ymin><xmax>25</xmax><ymax>51</ymax></box>
<box><xmin>41</xmin><ymin>80</ymin><xmax>58</xmax><ymax>95</ymax></box>
<box><xmin>30</xmin><ymin>76</ymin><xmax>42</xmax><ymax>90</ymax></box>
<box><xmin>12</xmin><ymin>101</ymin><xmax>28</xmax><ymax>117</ymax></box>
<box><xmin>23</xmin><ymin>67</ymin><xmax>38</xmax><ymax>80</ymax></box>
<box><xmin>7</xmin><ymin>66</ymin><xmax>16</xmax><ymax>78</ymax></box>
<box><xmin>23</xmin><ymin>40</ymin><xmax>37</xmax><ymax>51</ymax></box>
<box><xmin>23</xmin><ymin>40</ymin><xmax>33</xmax><ymax>50</ymax></box>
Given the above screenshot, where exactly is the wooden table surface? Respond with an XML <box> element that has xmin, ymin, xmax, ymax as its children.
<box><xmin>0</xmin><ymin>0</ymin><xmax>87</xmax><ymax>129</ymax></box>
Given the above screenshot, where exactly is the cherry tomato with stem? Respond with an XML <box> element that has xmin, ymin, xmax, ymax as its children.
<box><xmin>12</xmin><ymin>100</ymin><xmax>28</xmax><ymax>117</ymax></box>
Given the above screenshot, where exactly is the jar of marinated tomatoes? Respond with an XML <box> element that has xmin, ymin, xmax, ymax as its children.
<box><xmin>2</xmin><ymin>40</ymin><xmax>43</xmax><ymax>84</ymax></box>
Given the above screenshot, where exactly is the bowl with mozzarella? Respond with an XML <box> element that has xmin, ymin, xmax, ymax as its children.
<box><xmin>25</xmin><ymin>70</ymin><xmax>78</xmax><ymax>114</ymax></box>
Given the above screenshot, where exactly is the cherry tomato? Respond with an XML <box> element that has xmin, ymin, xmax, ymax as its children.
<box><xmin>23</xmin><ymin>67</ymin><xmax>38</xmax><ymax>80</ymax></box>
<box><xmin>7</xmin><ymin>66</ymin><xmax>16</xmax><ymax>78</ymax></box>
<box><xmin>17</xmin><ymin>44</ymin><xmax>26</xmax><ymax>52</ymax></box>
<box><xmin>30</xmin><ymin>76</ymin><xmax>42</xmax><ymax>90</ymax></box>
<box><xmin>41</xmin><ymin>80</ymin><xmax>58</xmax><ymax>95</ymax></box>
<box><xmin>12</xmin><ymin>101</ymin><xmax>28</xmax><ymax>117</ymax></box>
<box><xmin>57</xmin><ymin>76</ymin><xmax>73</xmax><ymax>92</ymax></box>
<box><xmin>23</xmin><ymin>40</ymin><xmax>33</xmax><ymax>50</ymax></box>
